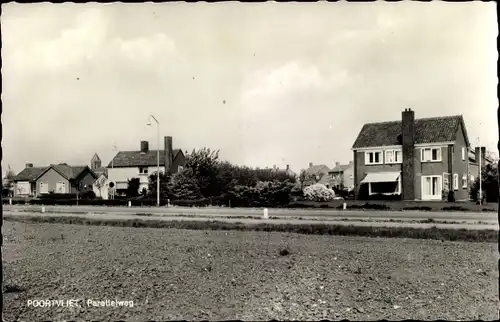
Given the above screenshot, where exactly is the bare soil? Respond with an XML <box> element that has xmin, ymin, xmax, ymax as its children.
<box><xmin>2</xmin><ymin>221</ymin><xmax>499</xmax><ymax>321</ymax></box>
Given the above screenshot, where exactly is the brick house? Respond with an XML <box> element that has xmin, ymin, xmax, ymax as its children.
<box><xmin>13</xmin><ymin>163</ymin><xmax>97</xmax><ymax>197</ymax></box>
<box><xmin>107</xmin><ymin>136</ymin><xmax>186</xmax><ymax>195</ymax></box>
<box><xmin>329</xmin><ymin>161</ymin><xmax>354</xmax><ymax>191</ymax></box>
<box><xmin>351</xmin><ymin>109</ymin><xmax>471</xmax><ymax>201</ymax></box>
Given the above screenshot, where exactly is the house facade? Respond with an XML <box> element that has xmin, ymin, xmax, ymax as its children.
<box><xmin>352</xmin><ymin>109</ymin><xmax>471</xmax><ymax>201</ymax></box>
<box><xmin>329</xmin><ymin>161</ymin><xmax>354</xmax><ymax>191</ymax></box>
<box><xmin>13</xmin><ymin>163</ymin><xmax>97</xmax><ymax>197</ymax></box>
<box><xmin>107</xmin><ymin>136</ymin><xmax>186</xmax><ymax>195</ymax></box>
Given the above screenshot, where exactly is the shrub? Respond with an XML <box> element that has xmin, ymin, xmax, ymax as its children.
<box><xmin>361</xmin><ymin>203</ymin><xmax>390</xmax><ymax>210</ymax></box>
<box><xmin>39</xmin><ymin>193</ymin><xmax>77</xmax><ymax>200</ymax></box>
<box><xmin>447</xmin><ymin>190</ymin><xmax>456</xmax><ymax>203</ymax></box>
<box><xmin>442</xmin><ymin>206</ymin><xmax>469</xmax><ymax>212</ymax></box>
<box><xmin>470</xmin><ymin>163</ymin><xmax>499</xmax><ymax>203</ymax></box>
<box><xmin>303</xmin><ymin>184</ymin><xmax>336</xmax><ymax>202</ymax></box>
<box><xmin>403</xmin><ymin>206</ymin><xmax>433</xmax><ymax>211</ymax></box>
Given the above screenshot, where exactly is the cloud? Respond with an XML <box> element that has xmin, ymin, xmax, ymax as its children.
<box><xmin>3</xmin><ymin>8</ymin><xmax>178</xmax><ymax>75</ymax></box>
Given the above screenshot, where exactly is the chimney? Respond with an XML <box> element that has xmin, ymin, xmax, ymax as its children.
<box><xmin>25</xmin><ymin>163</ymin><xmax>33</xmax><ymax>168</ymax></box>
<box><xmin>286</xmin><ymin>164</ymin><xmax>290</xmax><ymax>171</ymax></box>
<box><xmin>475</xmin><ymin>147</ymin><xmax>481</xmax><ymax>163</ymax></box>
<box><xmin>401</xmin><ymin>108</ymin><xmax>415</xmax><ymax>200</ymax></box>
<box><xmin>335</xmin><ymin>162</ymin><xmax>340</xmax><ymax>167</ymax></box>
<box><xmin>309</xmin><ymin>162</ymin><xmax>313</xmax><ymax>168</ymax></box>
<box><xmin>273</xmin><ymin>164</ymin><xmax>277</xmax><ymax>170</ymax></box>
<box><xmin>164</xmin><ymin>136</ymin><xmax>173</xmax><ymax>173</ymax></box>
<box><xmin>349</xmin><ymin>161</ymin><xmax>353</xmax><ymax>165</ymax></box>
<box><xmin>140</xmin><ymin>141</ymin><xmax>149</xmax><ymax>154</ymax></box>
<box><xmin>481</xmin><ymin>147</ymin><xmax>486</xmax><ymax>159</ymax></box>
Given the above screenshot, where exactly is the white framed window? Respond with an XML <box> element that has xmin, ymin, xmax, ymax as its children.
<box><xmin>365</xmin><ymin>151</ymin><xmax>383</xmax><ymax>165</ymax></box>
<box><xmin>461</xmin><ymin>174</ymin><xmax>467</xmax><ymax>189</ymax></box>
<box><xmin>385</xmin><ymin>149</ymin><xmax>402</xmax><ymax>164</ymax></box>
<box><xmin>422</xmin><ymin>175</ymin><xmax>442</xmax><ymax>200</ymax></box>
<box><xmin>470</xmin><ymin>174</ymin><xmax>475</xmax><ymax>182</ymax></box>
<box><xmin>139</xmin><ymin>167</ymin><xmax>148</xmax><ymax>174</ymax></box>
<box><xmin>421</xmin><ymin>147</ymin><xmax>442</xmax><ymax>162</ymax></box>
<box><xmin>453</xmin><ymin>173</ymin><xmax>459</xmax><ymax>190</ymax></box>
<box><xmin>39</xmin><ymin>182</ymin><xmax>49</xmax><ymax>194</ymax></box>
<box><xmin>56</xmin><ymin>182</ymin><xmax>66</xmax><ymax>193</ymax></box>
<box><xmin>461</xmin><ymin>147</ymin><xmax>466</xmax><ymax>161</ymax></box>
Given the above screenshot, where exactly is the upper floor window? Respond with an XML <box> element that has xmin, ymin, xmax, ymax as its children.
<box><xmin>385</xmin><ymin>149</ymin><xmax>402</xmax><ymax>164</ymax></box>
<box><xmin>365</xmin><ymin>151</ymin><xmax>383</xmax><ymax>165</ymax></box>
<box><xmin>461</xmin><ymin>147</ymin><xmax>466</xmax><ymax>161</ymax></box>
<box><xmin>139</xmin><ymin>167</ymin><xmax>148</xmax><ymax>174</ymax></box>
<box><xmin>453</xmin><ymin>173</ymin><xmax>459</xmax><ymax>190</ymax></box>
<box><xmin>421</xmin><ymin>147</ymin><xmax>442</xmax><ymax>162</ymax></box>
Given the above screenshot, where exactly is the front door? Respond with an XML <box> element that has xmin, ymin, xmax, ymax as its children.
<box><xmin>422</xmin><ymin>176</ymin><xmax>442</xmax><ymax>200</ymax></box>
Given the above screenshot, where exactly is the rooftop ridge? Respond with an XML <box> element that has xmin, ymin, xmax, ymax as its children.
<box><xmin>363</xmin><ymin>115</ymin><xmax>461</xmax><ymax>126</ymax></box>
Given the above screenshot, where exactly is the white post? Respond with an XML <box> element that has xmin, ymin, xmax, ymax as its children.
<box><xmin>263</xmin><ymin>208</ymin><xmax>269</xmax><ymax>219</ymax></box>
<box><xmin>343</xmin><ymin>202</ymin><xmax>347</xmax><ymax>210</ymax></box>
<box><xmin>41</xmin><ymin>206</ymin><xmax>45</xmax><ymax>213</ymax></box>
<box><xmin>128</xmin><ymin>201</ymin><xmax>131</xmax><ymax>207</ymax></box>
<box><xmin>9</xmin><ymin>198</ymin><xmax>12</xmax><ymax>205</ymax></box>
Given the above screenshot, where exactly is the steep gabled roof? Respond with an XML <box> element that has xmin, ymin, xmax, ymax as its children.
<box><xmin>35</xmin><ymin>164</ymin><xmax>96</xmax><ymax>181</ymax></box>
<box><xmin>352</xmin><ymin>115</ymin><xmax>469</xmax><ymax>149</ymax></box>
<box><xmin>107</xmin><ymin>149</ymin><xmax>182</xmax><ymax>168</ymax></box>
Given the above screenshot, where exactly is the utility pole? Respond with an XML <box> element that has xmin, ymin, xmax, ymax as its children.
<box><xmin>479</xmin><ymin>122</ymin><xmax>482</xmax><ymax>205</ymax></box>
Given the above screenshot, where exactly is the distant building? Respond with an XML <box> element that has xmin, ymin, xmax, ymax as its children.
<box><xmin>107</xmin><ymin>136</ymin><xmax>186</xmax><ymax>195</ymax></box>
<box><xmin>13</xmin><ymin>163</ymin><xmax>97</xmax><ymax>197</ymax></box>
<box><xmin>302</xmin><ymin>162</ymin><xmax>331</xmax><ymax>188</ymax></box>
<box><xmin>329</xmin><ymin>161</ymin><xmax>354</xmax><ymax>191</ymax></box>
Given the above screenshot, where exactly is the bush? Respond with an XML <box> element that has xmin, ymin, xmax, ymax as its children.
<box><xmin>447</xmin><ymin>190</ymin><xmax>455</xmax><ymax>202</ymax></box>
<box><xmin>442</xmin><ymin>206</ymin><xmax>469</xmax><ymax>212</ymax></box>
<box><xmin>227</xmin><ymin>180</ymin><xmax>294</xmax><ymax>208</ymax></box>
<box><xmin>470</xmin><ymin>163</ymin><xmax>499</xmax><ymax>203</ymax></box>
<box><xmin>303</xmin><ymin>184</ymin><xmax>336</xmax><ymax>202</ymax></box>
<box><xmin>39</xmin><ymin>193</ymin><xmax>77</xmax><ymax>200</ymax></box>
<box><xmin>403</xmin><ymin>206</ymin><xmax>432</xmax><ymax>211</ymax></box>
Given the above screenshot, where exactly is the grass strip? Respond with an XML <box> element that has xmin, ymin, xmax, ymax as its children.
<box><xmin>4</xmin><ymin>214</ymin><xmax>497</xmax><ymax>243</ymax></box>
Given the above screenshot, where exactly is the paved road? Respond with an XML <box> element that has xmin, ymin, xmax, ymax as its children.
<box><xmin>3</xmin><ymin>205</ymin><xmax>498</xmax><ymax>223</ymax></box>
<box><xmin>3</xmin><ymin>211</ymin><xmax>498</xmax><ymax>231</ymax></box>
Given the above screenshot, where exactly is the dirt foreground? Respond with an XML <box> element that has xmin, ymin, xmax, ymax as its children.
<box><xmin>2</xmin><ymin>221</ymin><xmax>499</xmax><ymax>321</ymax></box>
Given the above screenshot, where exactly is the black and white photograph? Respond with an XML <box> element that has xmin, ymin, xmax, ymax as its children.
<box><xmin>1</xmin><ymin>1</ymin><xmax>499</xmax><ymax>320</ymax></box>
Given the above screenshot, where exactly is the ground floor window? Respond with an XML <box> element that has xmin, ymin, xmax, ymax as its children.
<box><xmin>422</xmin><ymin>176</ymin><xmax>442</xmax><ymax>200</ymax></box>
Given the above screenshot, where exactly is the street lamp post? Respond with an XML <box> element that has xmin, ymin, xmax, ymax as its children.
<box><xmin>147</xmin><ymin>115</ymin><xmax>160</xmax><ymax>207</ymax></box>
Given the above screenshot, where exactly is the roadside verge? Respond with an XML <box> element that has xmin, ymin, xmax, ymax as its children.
<box><xmin>4</xmin><ymin>213</ymin><xmax>497</xmax><ymax>243</ymax></box>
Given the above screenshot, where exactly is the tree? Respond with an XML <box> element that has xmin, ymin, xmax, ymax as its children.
<box><xmin>2</xmin><ymin>165</ymin><xmax>16</xmax><ymax>197</ymax></box>
<box><xmin>126</xmin><ymin>178</ymin><xmax>141</xmax><ymax>198</ymax></box>
<box><xmin>298</xmin><ymin>170</ymin><xmax>307</xmax><ymax>189</ymax></box>
<box><xmin>148</xmin><ymin>171</ymin><xmax>173</xmax><ymax>200</ymax></box>
<box><xmin>170</xmin><ymin>168</ymin><xmax>203</xmax><ymax>200</ymax></box>
<box><xmin>94</xmin><ymin>175</ymin><xmax>106</xmax><ymax>198</ymax></box>
<box><xmin>470</xmin><ymin>163</ymin><xmax>499</xmax><ymax>203</ymax></box>
<box><xmin>185</xmin><ymin>148</ymin><xmax>221</xmax><ymax>197</ymax></box>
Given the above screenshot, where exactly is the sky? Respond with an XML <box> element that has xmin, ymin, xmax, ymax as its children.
<box><xmin>1</xmin><ymin>2</ymin><xmax>498</xmax><ymax>177</ymax></box>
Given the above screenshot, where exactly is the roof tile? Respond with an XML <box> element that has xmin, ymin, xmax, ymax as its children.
<box><xmin>352</xmin><ymin>115</ymin><xmax>466</xmax><ymax>149</ymax></box>
<box><xmin>108</xmin><ymin>149</ymin><xmax>181</xmax><ymax>168</ymax></box>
